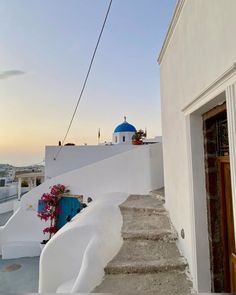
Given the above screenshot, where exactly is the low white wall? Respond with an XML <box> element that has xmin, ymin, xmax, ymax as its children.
<box><xmin>0</xmin><ymin>185</ymin><xmax>30</xmax><ymax>199</ymax></box>
<box><xmin>39</xmin><ymin>192</ymin><xmax>128</xmax><ymax>293</ymax></box>
<box><xmin>45</xmin><ymin>145</ymin><xmax>136</xmax><ymax>179</ymax></box>
<box><xmin>0</xmin><ymin>201</ymin><xmax>14</xmax><ymax>215</ymax></box>
<box><xmin>149</xmin><ymin>144</ymin><xmax>164</xmax><ymax>190</ymax></box>
<box><xmin>0</xmin><ymin>144</ymin><xmax>163</xmax><ymax>255</ymax></box>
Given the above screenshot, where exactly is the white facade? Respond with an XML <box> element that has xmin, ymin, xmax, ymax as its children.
<box><xmin>112</xmin><ymin>131</ymin><xmax>135</xmax><ymax>144</ymax></box>
<box><xmin>158</xmin><ymin>0</ymin><xmax>236</xmax><ymax>292</ymax></box>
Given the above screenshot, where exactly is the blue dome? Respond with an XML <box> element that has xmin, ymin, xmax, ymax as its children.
<box><xmin>114</xmin><ymin>121</ymin><xmax>137</xmax><ymax>133</ymax></box>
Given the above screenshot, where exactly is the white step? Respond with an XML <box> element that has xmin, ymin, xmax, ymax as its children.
<box><xmin>2</xmin><ymin>241</ymin><xmax>41</xmax><ymax>259</ymax></box>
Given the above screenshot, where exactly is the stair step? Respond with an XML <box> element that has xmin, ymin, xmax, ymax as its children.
<box><xmin>120</xmin><ymin>205</ymin><xmax>166</xmax><ymax>214</ymax></box>
<box><xmin>105</xmin><ymin>257</ymin><xmax>187</xmax><ymax>274</ymax></box>
<box><xmin>122</xmin><ymin>229</ymin><xmax>177</xmax><ymax>241</ymax></box>
<box><xmin>150</xmin><ymin>188</ymin><xmax>165</xmax><ymax>200</ymax></box>
<box><xmin>120</xmin><ymin>194</ymin><xmax>164</xmax><ymax>210</ymax></box>
<box><xmin>121</xmin><ymin>210</ymin><xmax>172</xmax><ymax>233</ymax></box>
<box><xmin>108</xmin><ymin>239</ymin><xmax>182</xmax><ymax>264</ymax></box>
<box><xmin>93</xmin><ymin>271</ymin><xmax>192</xmax><ymax>294</ymax></box>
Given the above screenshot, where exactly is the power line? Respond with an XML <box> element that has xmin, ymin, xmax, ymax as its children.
<box><xmin>54</xmin><ymin>0</ymin><xmax>113</xmax><ymax>160</ymax></box>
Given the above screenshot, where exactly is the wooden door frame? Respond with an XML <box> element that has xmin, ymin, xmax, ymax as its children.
<box><xmin>217</xmin><ymin>156</ymin><xmax>235</xmax><ymax>291</ymax></box>
<box><xmin>203</xmin><ymin>103</ymin><xmax>229</xmax><ymax>291</ymax></box>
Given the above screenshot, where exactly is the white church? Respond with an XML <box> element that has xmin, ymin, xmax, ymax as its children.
<box><xmin>112</xmin><ymin>117</ymin><xmax>137</xmax><ymax>144</ymax></box>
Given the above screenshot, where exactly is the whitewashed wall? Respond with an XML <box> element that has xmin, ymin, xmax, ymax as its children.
<box><xmin>39</xmin><ymin>192</ymin><xmax>128</xmax><ymax>293</ymax></box>
<box><xmin>159</xmin><ymin>0</ymin><xmax>236</xmax><ymax>106</ymax></box>
<box><xmin>0</xmin><ymin>144</ymin><xmax>163</xmax><ymax>256</ymax></box>
<box><xmin>112</xmin><ymin>132</ymin><xmax>135</xmax><ymax>144</ymax></box>
<box><xmin>159</xmin><ymin>0</ymin><xmax>236</xmax><ymax>292</ymax></box>
<box><xmin>45</xmin><ymin>145</ymin><xmax>136</xmax><ymax>179</ymax></box>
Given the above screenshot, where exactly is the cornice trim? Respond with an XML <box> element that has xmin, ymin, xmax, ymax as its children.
<box><xmin>182</xmin><ymin>63</ymin><xmax>236</xmax><ymax>114</ymax></box>
<box><xmin>157</xmin><ymin>0</ymin><xmax>186</xmax><ymax>65</ymax></box>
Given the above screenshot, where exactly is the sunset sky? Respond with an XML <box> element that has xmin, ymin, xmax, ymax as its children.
<box><xmin>0</xmin><ymin>0</ymin><xmax>176</xmax><ymax>166</ymax></box>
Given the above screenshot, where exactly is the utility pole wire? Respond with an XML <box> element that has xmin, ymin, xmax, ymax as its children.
<box><xmin>54</xmin><ymin>0</ymin><xmax>113</xmax><ymax>160</ymax></box>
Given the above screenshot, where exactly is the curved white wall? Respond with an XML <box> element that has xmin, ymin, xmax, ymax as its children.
<box><xmin>39</xmin><ymin>192</ymin><xmax>128</xmax><ymax>293</ymax></box>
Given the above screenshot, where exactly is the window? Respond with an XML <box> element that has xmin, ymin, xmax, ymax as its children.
<box><xmin>115</xmin><ymin>136</ymin><xmax>117</xmax><ymax>143</ymax></box>
<box><xmin>123</xmin><ymin>136</ymin><xmax>125</xmax><ymax>142</ymax></box>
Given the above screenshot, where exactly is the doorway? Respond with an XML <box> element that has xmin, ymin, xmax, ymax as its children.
<box><xmin>203</xmin><ymin>103</ymin><xmax>236</xmax><ymax>292</ymax></box>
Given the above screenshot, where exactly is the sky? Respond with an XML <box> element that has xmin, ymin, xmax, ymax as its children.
<box><xmin>0</xmin><ymin>0</ymin><xmax>176</xmax><ymax>166</ymax></box>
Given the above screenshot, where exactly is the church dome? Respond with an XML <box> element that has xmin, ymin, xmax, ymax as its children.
<box><xmin>114</xmin><ymin>118</ymin><xmax>137</xmax><ymax>133</ymax></box>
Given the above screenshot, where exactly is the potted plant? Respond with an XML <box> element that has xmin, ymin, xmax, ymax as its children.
<box><xmin>132</xmin><ymin>129</ymin><xmax>146</xmax><ymax>145</ymax></box>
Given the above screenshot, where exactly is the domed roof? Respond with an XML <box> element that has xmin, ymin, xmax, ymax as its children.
<box><xmin>114</xmin><ymin>117</ymin><xmax>137</xmax><ymax>133</ymax></box>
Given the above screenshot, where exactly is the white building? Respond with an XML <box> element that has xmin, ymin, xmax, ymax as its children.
<box><xmin>112</xmin><ymin>117</ymin><xmax>137</xmax><ymax>144</ymax></box>
<box><xmin>15</xmin><ymin>171</ymin><xmax>45</xmax><ymax>200</ymax></box>
<box><xmin>158</xmin><ymin>0</ymin><xmax>236</xmax><ymax>293</ymax></box>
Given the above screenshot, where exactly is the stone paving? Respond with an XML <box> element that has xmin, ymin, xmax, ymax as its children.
<box><xmin>93</xmin><ymin>193</ymin><xmax>193</xmax><ymax>294</ymax></box>
<box><xmin>0</xmin><ymin>256</ymin><xmax>39</xmax><ymax>293</ymax></box>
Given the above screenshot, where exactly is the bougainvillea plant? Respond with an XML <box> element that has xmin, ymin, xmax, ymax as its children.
<box><xmin>37</xmin><ymin>184</ymin><xmax>67</xmax><ymax>241</ymax></box>
<box><xmin>132</xmin><ymin>129</ymin><xmax>146</xmax><ymax>145</ymax></box>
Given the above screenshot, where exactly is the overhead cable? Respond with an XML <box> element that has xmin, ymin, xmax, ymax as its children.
<box><xmin>54</xmin><ymin>0</ymin><xmax>113</xmax><ymax>160</ymax></box>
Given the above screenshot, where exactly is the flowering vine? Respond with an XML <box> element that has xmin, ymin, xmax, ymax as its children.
<box><xmin>37</xmin><ymin>184</ymin><xmax>67</xmax><ymax>240</ymax></box>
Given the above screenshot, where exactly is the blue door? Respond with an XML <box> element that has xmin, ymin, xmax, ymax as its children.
<box><xmin>38</xmin><ymin>200</ymin><xmax>46</xmax><ymax>213</ymax></box>
<box><xmin>57</xmin><ymin>197</ymin><xmax>81</xmax><ymax>229</ymax></box>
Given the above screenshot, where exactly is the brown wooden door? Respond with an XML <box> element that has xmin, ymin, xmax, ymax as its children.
<box><xmin>231</xmin><ymin>253</ymin><xmax>236</xmax><ymax>292</ymax></box>
<box><xmin>218</xmin><ymin>156</ymin><xmax>236</xmax><ymax>292</ymax></box>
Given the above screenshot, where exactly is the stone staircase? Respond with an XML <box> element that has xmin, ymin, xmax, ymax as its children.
<box><xmin>93</xmin><ymin>192</ymin><xmax>193</xmax><ymax>294</ymax></box>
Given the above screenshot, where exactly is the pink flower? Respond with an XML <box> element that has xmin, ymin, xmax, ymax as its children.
<box><xmin>38</xmin><ymin>184</ymin><xmax>67</xmax><ymax>238</ymax></box>
<box><xmin>43</xmin><ymin>226</ymin><xmax>58</xmax><ymax>234</ymax></box>
<box><xmin>41</xmin><ymin>193</ymin><xmax>53</xmax><ymax>201</ymax></box>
